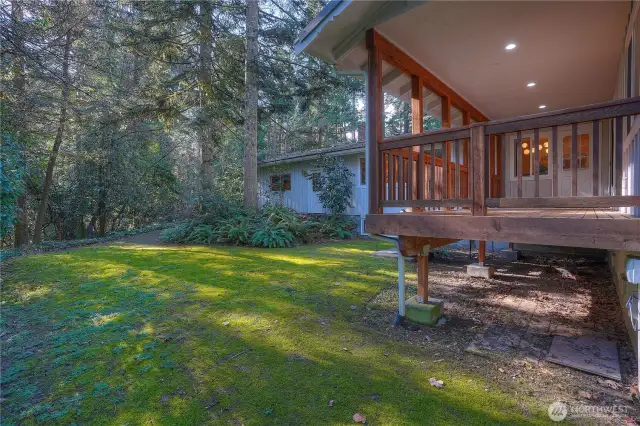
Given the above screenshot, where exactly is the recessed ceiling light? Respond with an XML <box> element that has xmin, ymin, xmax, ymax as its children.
<box><xmin>505</xmin><ymin>43</ymin><xmax>517</xmax><ymax>50</ymax></box>
<box><xmin>527</xmin><ymin>82</ymin><xmax>536</xmax><ymax>87</ymax></box>
<box><xmin>539</xmin><ymin>105</ymin><xmax>546</xmax><ymax>109</ymax></box>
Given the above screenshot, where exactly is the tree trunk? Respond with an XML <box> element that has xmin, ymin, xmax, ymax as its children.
<box><xmin>33</xmin><ymin>32</ymin><xmax>72</xmax><ymax>244</ymax></box>
<box><xmin>12</xmin><ymin>0</ymin><xmax>28</xmax><ymax>247</ymax></box>
<box><xmin>243</xmin><ymin>0</ymin><xmax>259</xmax><ymax>210</ymax></box>
<box><xmin>198</xmin><ymin>1</ymin><xmax>215</xmax><ymax>200</ymax></box>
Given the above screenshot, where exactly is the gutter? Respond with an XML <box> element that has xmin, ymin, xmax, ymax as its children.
<box><xmin>294</xmin><ymin>0</ymin><xmax>351</xmax><ymax>56</ymax></box>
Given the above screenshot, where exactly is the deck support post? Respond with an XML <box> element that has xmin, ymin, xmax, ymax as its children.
<box><xmin>478</xmin><ymin>240</ymin><xmax>486</xmax><ymax>266</ymax></box>
<box><xmin>416</xmin><ymin>245</ymin><xmax>430</xmax><ymax>303</ymax></box>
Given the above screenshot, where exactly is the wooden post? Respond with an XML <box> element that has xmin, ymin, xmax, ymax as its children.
<box><xmin>442</xmin><ymin>96</ymin><xmax>451</xmax><ymax>201</ymax></box>
<box><xmin>471</xmin><ymin>125</ymin><xmax>486</xmax><ymax>216</ymax></box>
<box><xmin>417</xmin><ymin>249</ymin><xmax>429</xmax><ymax>303</ymax></box>
<box><xmin>366</xmin><ymin>29</ymin><xmax>381</xmax><ymax>214</ymax></box>
<box><xmin>412</xmin><ymin>75</ymin><xmax>424</xmax><ymax>205</ymax></box>
<box><xmin>593</xmin><ymin>120</ymin><xmax>600</xmax><ymax>196</ymax></box>
<box><xmin>478</xmin><ymin>240</ymin><xmax>486</xmax><ymax>266</ymax></box>
<box><xmin>463</xmin><ymin>111</ymin><xmax>471</xmax><ymax>200</ymax></box>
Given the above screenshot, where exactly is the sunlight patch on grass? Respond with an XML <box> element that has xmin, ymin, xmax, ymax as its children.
<box><xmin>1</xmin><ymin>240</ymin><xmax>551</xmax><ymax>425</ymax></box>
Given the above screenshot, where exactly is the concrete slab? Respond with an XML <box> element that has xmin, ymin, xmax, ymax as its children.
<box><xmin>405</xmin><ymin>296</ymin><xmax>443</xmax><ymax>326</ymax></box>
<box><xmin>546</xmin><ymin>335</ymin><xmax>621</xmax><ymax>381</ymax></box>
<box><xmin>501</xmin><ymin>248</ymin><xmax>521</xmax><ymax>261</ymax></box>
<box><xmin>466</xmin><ymin>263</ymin><xmax>495</xmax><ymax>279</ymax></box>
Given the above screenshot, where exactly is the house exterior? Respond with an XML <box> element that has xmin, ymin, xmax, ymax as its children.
<box><xmin>258</xmin><ymin>143</ymin><xmax>369</xmax><ymax>231</ymax></box>
<box><xmin>295</xmin><ymin>1</ymin><xmax>640</xmax><ymax>341</ymax></box>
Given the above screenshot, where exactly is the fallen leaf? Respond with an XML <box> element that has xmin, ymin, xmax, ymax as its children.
<box><xmin>342</xmin><ymin>347</ymin><xmax>348</xmax><ymax>351</ymax></box>
<box><xmin>433</xmin><ymin>359</ymin><xmax>444</xmax><ymax>363</ymax></box>
<box><xmin>624</xmin><ymin>416</ymin><xmax>638</xmax><ymax>426</ymax></box>
<box><xmin>328</xmin><ymin>400</ymin><xmax>334</xmax><ymax>407</ymax></box>
<box><xmin>352</xmin><ymin>412</ymin><xmax>366</xmax><ymax>423</ymax></box>
<box><xmin>223</xmin><ymin>321</ymin><xmax>230</xmax><ymax>326</ymax></box>
<box><xmin>424</xmin><ymin>335</ymin><xmax>432</xmax><ymax>341</ymax></box>
<box><xmin>631</xmin><ymin>383</ymin><xmax>639</xmax><ymax>396</ymax></box>
<box><xmin>498</xmin><ymin>368</ymin><xmax>505</xmax><ymax>373</ymax></box>
<box><xmin>429</xmin><ymin>377</ymin><xmax>444</xmax><ymax>389</ymax></box>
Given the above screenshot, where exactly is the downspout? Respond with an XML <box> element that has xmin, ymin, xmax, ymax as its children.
<box><xmin>337</xmin><ymin>71</ymin><xmax>405</xmax><ymax>326</ymax></box>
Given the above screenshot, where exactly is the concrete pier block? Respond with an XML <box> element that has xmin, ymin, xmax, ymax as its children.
<box><xmin>466</xmin><ymin>263</ymin><xmax>495</xmax><ymax>279</ymax></box>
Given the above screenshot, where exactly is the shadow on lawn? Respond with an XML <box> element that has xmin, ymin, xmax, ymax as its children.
<box><xmin>1</xmin><ymin>241</ymin><xmax>549</xmax><ymax>424</ymax></box>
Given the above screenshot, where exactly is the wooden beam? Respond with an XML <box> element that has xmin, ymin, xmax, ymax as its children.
<box><xmin>398</xmin><ymin>236</ymin><xmax>459</xmax><ymax>256</ymax></box>
<box><xmin>485</xmin><ymin>195</ymin><xmax>640</xmax><ymax>208</ymax></box>
<box><xmin>442</xmin><ymin>96</ymin><xmax>452</xmax><ymax>201</ymax></box>
<box><xmin>552</xmin><ymin>126</ymin><xmax>559</xmax><ymax>197</ymax></box>
<box><xmin>484</xmin><ymin>96</ymin><xmax>640</xmax><ymax>134</ymax></box>
<box><xmin>533</xmin><ymin>128</ymin><xmax>540</xmax><ymax>197</ymax></box>
<box><xmin>366</xmin><ymin>29</ymin><xmax>381</xmax><ymax>213</ymax></box>
<box><xmin>381</xmin><ymin>199</ymin><xmax>473</xmax><ymax>208</ymax></box>
<box><xmin>411</xmin><ymin>75</ymin><xmax>423</xmax><ymax>204</ymax></box>
<box><xmin>516</xmin><ymin>130</ymin><xmax>523</xmax><ymax>198</ymax></box>
<box><xmin>471</xmin><ymin>126</ymin><xmax>486</xmax><ymax>215</ymax></box>
<box><xmin>571</xmin><ymin>123</ymin><xmax>578</xmax><ymax>196</ymax></box>
<box><xmin>380</xmin><ymin>127</ymin><xmax>471</xmax><ymax>150</ymax></box>
<box><xmin>593</xmin><ymin>120</ymin><xmax>600</xmax><ymax>196</ymax></box>
<box><xmin>365</xmin><ymin>214</ymin><xmax>640</xmax><ymax>251</ymax></box>
<box><xmin>615</xmin><ymin>116</ymin><xmax>623</xmax><ymax>196</ymax></box>
<box><xmin>478</xmin><ymin>240</ymin><xmax>486</xmax><ymax>265</ymax></box>
<box><xmin>371</xmin><ymin>30</ymin><xmax>488</xmax><ymax>122</ymax></box>
<box><xmin>430</xmin><ymin>143</ymin><xmax>435</xmax><ymax>200</ymax></box>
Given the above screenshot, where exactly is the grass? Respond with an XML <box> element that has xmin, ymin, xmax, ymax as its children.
<box><xmin>1</xmin><ymin>240</ymin><xmax>552</xmax><ymax>425</ymax></box>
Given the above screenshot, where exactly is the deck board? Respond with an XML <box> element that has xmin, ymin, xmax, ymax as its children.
<box><xmin>366</xmin><ymin>209</ymin><xmax>640</xmax><ymax>251</ymax></box>
<box><xmin>404</xmin><ymin>208</ymin><xmax>630</xmax><ymax>219</ymax></box>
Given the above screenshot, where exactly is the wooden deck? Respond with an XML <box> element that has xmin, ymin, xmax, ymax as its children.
<box><xmin>365</xmin><ymin>209</ymin><xmax>640</xmax><ymax>252</ymax></box>
<box><xmin>397</xmin><ymin>208</ymin><xmax>635</xmax><ymax>219</ymax></box>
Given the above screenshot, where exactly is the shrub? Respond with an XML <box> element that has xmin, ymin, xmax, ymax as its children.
<box><xmin>160</xmin><ymin>220</ymin><xmax>200</xmax><ymax>243</ymax></box>
<box><xmin>250</xmin><ymin>223</ymin><xmax>294</xmax><ymax>248</ymax></box>
<box><xmin>311</xmin><ymin>157</ymin><xmax>354</xmax><ymax>215</ymax></box>
<box><xmin>160</xmin><ymin>203</ymin><xmax>356</xmax><ymax>248</ymax></box>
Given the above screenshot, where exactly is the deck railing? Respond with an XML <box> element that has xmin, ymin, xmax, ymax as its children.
<box><xmin>374</xmin><ymin>96</ymin><xmax>640</xmax><ymax>214</ymax></box>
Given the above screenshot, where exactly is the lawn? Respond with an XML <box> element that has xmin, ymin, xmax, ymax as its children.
<box><xmin>1</xmin><ymin>240</ymin><xmax>551</xmax><ymax>425</ymax></box>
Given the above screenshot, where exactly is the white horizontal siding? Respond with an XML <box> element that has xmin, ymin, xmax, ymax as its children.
<box><xmin>258</xmin><ymin>154</ymin><xmax>367</xmax><ymax>217</ymax></box>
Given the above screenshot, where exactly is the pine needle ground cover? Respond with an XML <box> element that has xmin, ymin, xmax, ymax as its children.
<box><xmin>2</xmin><ymin>241</ymin><xmax>551</xmax><ymax>425</ymax></box>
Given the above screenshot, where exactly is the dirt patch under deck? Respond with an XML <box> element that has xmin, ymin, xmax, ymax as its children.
<box><xmin>364</xmin><ymin>249</ymin><xmax>638</xmax><ymax>425</ymax></box>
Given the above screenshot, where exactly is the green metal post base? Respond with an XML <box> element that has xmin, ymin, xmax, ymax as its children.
<box><xmin>404</xmin><ymin>296</ymin><xmax>444</xmax><ymax>325</ymax></box>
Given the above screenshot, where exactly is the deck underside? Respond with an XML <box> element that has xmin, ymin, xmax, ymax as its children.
<box><xmin>365</xmin><ymin>209</ymin><xmax>640</xmax><ymax>251</ymax></box>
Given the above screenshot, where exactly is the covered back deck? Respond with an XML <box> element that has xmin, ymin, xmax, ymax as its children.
<box><xmin>361</xmin><ymin>25</ymin><xmax>640</xmax><ymax>252</ymax></box>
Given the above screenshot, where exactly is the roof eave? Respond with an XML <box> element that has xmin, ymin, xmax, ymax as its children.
<box><xmin>294</xmin><ymin>0</ymin><xmax>351</xmax><ymax>56</ymax></box>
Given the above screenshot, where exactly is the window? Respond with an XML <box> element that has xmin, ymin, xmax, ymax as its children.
<box><xmin>269</xmin><ymin>174</ymin><xmax>291</xmax><ymax>191</ymax></box>
<box><xmin>310</xmin><ymin>172</ymin><xmax>322</xmax><ymax>192</ymax></box>
<box><xmin>359</xmin><ymin>158</ymin><xmax>366</xmax><ymax>185</ymax></box>
<box><xmin>515</xmin><ymin>136</ymin><xmax>549</xmax><ymax>176</ymax></box>
<box><xmin>562</xmin><ymin>134</ymin><xmax>590</xmax><ymax>170</ymax></box>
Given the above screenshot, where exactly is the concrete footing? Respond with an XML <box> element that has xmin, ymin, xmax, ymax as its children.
<box><xmin>501</xmin><ymin>248</ymin><xmax>521</xmax><ymax>261</ymax></box>
<box><xmin>467</xmin><ymin>263</ymin><xmax>495</xmax><ymax>279</ymax></box>
<box><xmin>405</xmin><ymin>296</ymin><xmax>444</xmax><ymax>325</ymax></box>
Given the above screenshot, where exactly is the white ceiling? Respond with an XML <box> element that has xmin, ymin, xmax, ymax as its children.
<box><xmin>303</xmin><ymin>1</ymin><xmax>631</xmax><ymax>120</ymax></box>
<box><xmin>376</xmin><ymin>1</ymin><xmax>630</xmax><ymax>119</ymax></box>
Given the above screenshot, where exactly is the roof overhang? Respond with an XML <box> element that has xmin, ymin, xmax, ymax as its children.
<box><xmin>258</xmin><ymin>143</ymin><xmax>365</xmax><ymax>167</ymax></box>
<box><xmin>296</xmin><ymin>1</ymin><xmax>631</xmax><ymax>120</ymax></box>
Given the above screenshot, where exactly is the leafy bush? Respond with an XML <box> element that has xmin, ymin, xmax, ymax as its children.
<box><xmin>160</xmin><ymin>220</ymin><xmax>200</xmax><ymax>243</ymax></box>
<box><xmin>251</xmin><ymin>222</ymin><xmax>294</xmax><ymax>248</ymax></box>
<box><xmin>160</xmin><ymin>204</ymin><xmax>357</xmax><ymax>248</ymax></box>
<box><xmin>310</xmin><ymin>157</ymin><xmax>354</xmax><ymax>215</ymax></box>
